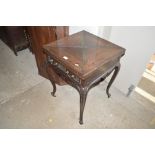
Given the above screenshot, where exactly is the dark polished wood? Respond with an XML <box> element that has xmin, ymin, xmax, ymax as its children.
<box><xmin>26</xmin><ymin>26</ymin><xmax>69</xmax><ymax>85</ymax></box>
<box><xmin>43</xmin><ymin>30</ymin><xmax>125</xmax><ymax>124</ymax></box>
<box><xmin>46</xmin><ymin>61</ymin><xmax>57</xmax><ymax>97</ymax></box>
<box><xmin>106</xmin><ymin>62</ymin><xmax>121</xmax><ymax>98</ymax></box>
<box><xmin>0</xmin><ymin>26</ymin><xmax>29</xmax><ymax>56</ymax></box>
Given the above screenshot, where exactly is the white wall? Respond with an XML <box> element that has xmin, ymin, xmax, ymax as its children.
<box><xmin>69</xmin><ymin>26</ymin><xmax>99</xmax><ymax>35</ymax></box>
<box><xmin>109</xmin><ymin>26</ymin><xmax>155</xmax><ymax>94</ymax></box>
<box><xmin>69</xmin><ymin>26</ymin><xmax>155</xmax><ymax>95</ymax></box>
<box><xmin>69</xmin><ymin>26</ymin><xmax>111</xmax><ymax>40</ymax></box>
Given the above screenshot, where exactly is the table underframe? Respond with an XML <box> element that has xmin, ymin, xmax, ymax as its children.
<box><xmin>46</xmin><ymin>56</ymin><xmax>121</xmax><ymax>124</ymax></box>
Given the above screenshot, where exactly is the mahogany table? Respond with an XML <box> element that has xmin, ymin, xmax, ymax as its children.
<box><xmin>43</xmin><ymin>30</ymin><xmax>125</xmax><ymax>124</ymax></box>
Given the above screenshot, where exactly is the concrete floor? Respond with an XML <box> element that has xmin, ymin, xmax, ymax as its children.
<box><xmin>0</xmin><ymin>39</ymin><xmax>155</xmax><ymax>128</ymax></box>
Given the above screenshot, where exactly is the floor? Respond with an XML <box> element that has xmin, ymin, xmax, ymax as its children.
<box><xmin>135</xmin><ymin>69</ymin><xmax>155</xmax><ymax>103</ymax></box>
<box><xmin>134</xmin><ymin>52</ymin><xmax>155</xmax><ymax>104</ymax></box>
<box><xmin>137</xmin><ymin>71</ymin><xmax>155</xmax><ymax>97</ymax></box>
<box><xmin>0</xmin><ymin>39</ymin><xmax>155</xmax><ymax>128</ymax></box>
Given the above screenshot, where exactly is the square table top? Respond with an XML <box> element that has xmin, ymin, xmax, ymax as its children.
<box><xmin>43</xmin><ymin>30</ymin><xmax>125</xmax><ymax>78</ymax></box>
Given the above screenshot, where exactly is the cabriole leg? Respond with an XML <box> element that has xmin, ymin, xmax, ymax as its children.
<box><xmin>49</xmin><ymin>79</ymin><xmax>56</xmax><ymax>97</ymax></box>
<box><xmin>79</xmin><ymin>88</ymin><xmax>88</xmax><ymax>124</ymax></box>
<box><xmin>46</xmin><ymin>62</ymin><xmax>57</xmax><ymax>97</ymax></box>
<box><xmin>106</xmin><ymin>63</ymin><xmax>120</xmax><ymax>98</ymax></box>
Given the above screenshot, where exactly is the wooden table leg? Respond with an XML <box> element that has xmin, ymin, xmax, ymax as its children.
<box><xmin>79</xmin><ymin>88</ymin><xmax>88</xmax><ymax>124</ymax></box>
<box><xmin>106</xmin><ymin>63</ymin><xmax>120</xmax><ymax>98</ymax></box>
<box><xmin>46</xmin><ymin>62</ymin><xmax>57</xmax><ymax>97</ymax></box>
<box><xmin>49</xmin><ymin>79</ymin><xmax>56</xmax><ymax>97</ymax></box>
